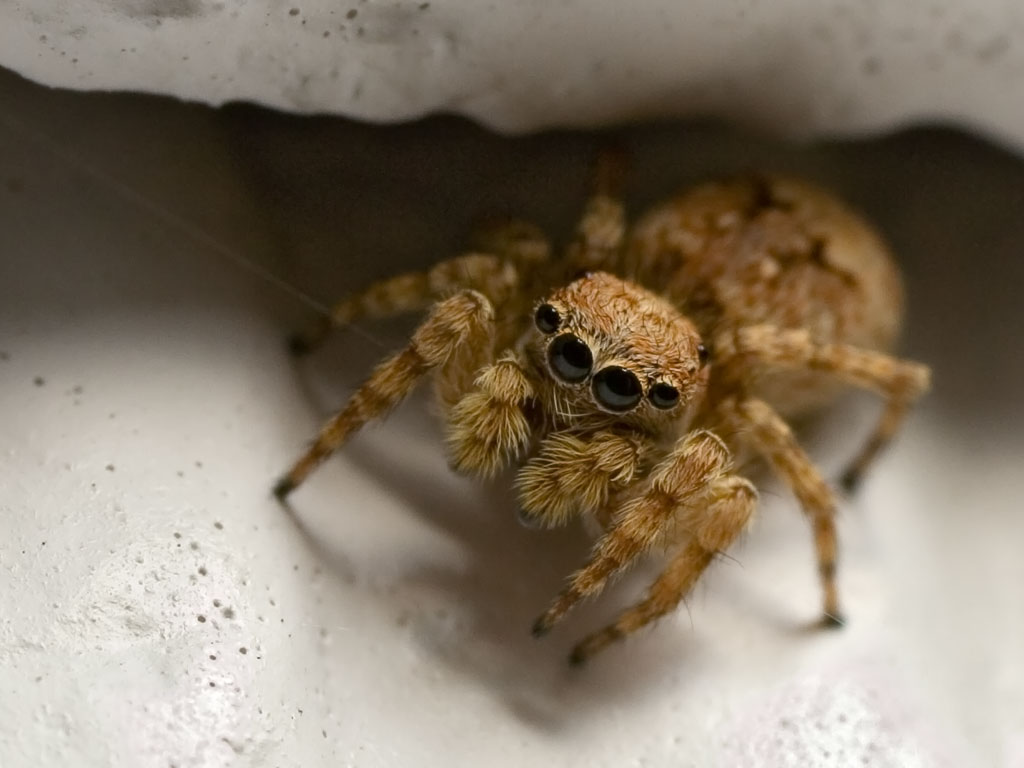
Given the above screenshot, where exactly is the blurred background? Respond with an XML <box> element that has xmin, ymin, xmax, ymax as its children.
<box><xmin>1</xmin><ymin>37</ymin><xmax>1022</xmax><ymax>768</ymax></box>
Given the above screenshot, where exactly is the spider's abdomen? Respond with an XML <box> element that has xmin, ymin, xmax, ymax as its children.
<box><xmin>626</xmin><ymin>176</ymin><xmax>905</xmax><ymax>416</ymax></box>
<box><xmin>627</xmin><ymin>177</ymin><xmax>902</xmax><ymax>349</ymax></box>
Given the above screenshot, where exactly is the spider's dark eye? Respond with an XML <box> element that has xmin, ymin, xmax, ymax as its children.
<box><xmin>697</xmin><ymin>344</ymin><xmax>709</xmax><ymax>366</ymax></box>
<box><xmin>535</xmin><ymin>304</ymin><xmax>561</xmax><ymax>334</ymax></box>
<box><xmin>548</xmin><ymin>334</ymin><xmax>593</xmax><ymax>383</ymax></box>
<box><xmin>592</xmin><ymin>366</ymin><xmax>642</xmax><ymax>412</ymax></box>
<box><xmin>649</xmin><ymin>382</ymin><xmax>680</xmax><ymax>410</ymax></box>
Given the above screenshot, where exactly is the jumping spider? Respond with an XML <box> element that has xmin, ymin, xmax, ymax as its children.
<box><xmin>274</xmin><ymin>154</ymin><xmax>930</xmax><ymax>665</ymax></box>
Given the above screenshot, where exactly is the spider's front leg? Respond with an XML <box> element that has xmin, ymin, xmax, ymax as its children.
<box><xmin>718</xmin><ymin>396</ymin><xmax>844</xmax><ymax>625</ymax></box>
<box><xmin>570</xmin><ymin>475</ymin><xmax>756</xmax><ymax>663</ymax></box>
<box><xmin>274</xmin><ymin>290</ymin><xmax>495</xmax><ymax>499</ymax></box>
<box><xmin>515</xmin><ymin>429</ymin><xmax>654</xmax><ymax>529</ymax></box>
<box><xmin>290</xmin><ymin>219</ymin><xmax>550</xmax><ymax>356</ymax></box>
<box><xmin>532</xmin><ymin>430</ymin><xmax>757</xmax><ymax>662</ymax></box>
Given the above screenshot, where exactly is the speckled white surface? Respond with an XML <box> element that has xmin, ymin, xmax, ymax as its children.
<box><xmin>4</xmin><ymin>1</ymin><xmax>1024</xmax><ymax>149</ymax></box>
<box><xmin>1</xmin><ymin>68</ymin><xmax>1022</xmax><ymax>767</ymax></box>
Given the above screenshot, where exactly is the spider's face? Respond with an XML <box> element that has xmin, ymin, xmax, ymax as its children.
<box><xmin>528</xmin><ymin>272</ymin><xmax>708</xmax><ymax>430</ymax></box>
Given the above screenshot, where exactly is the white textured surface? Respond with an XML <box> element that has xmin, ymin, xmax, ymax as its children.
<box><xmin>1</xmin><ymin>69</ymin><xmax>1023</xmax><ymax>766</ymax></box>
<box><xmin>4</xmin><ymin>1</ymin><xmax>1024</xmax><ymax>148</ymax></box>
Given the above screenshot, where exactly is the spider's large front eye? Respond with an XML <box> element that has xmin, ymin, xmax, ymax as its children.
<box><xmin>592</xmin><ymin>366</ymin><xmax>642</xmax><ymax>412</ymax></box>
<box><xmin>548</xmin><ymin>334</ymin><xmax>593</xmax><ymax>383</ymax></box>
<box><xmin>535</xmin><ymin>303</ymin><xmax>561</xmax><ymax>334</ymax></box>
<box><xmin>649</xmin><ymin>382</ymin><xmax>680</xmax><ymax>410</ymax></box>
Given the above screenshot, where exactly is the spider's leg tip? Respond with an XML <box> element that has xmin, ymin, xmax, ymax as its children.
<box><xmin>272</xmin><ymin>476</ymin><xmax>296</xmax><ymax>502</ymax></box>
<box><xmin>516</xmin><ymin>508</ymin><xmax>544</xmax><ymax>530</ymax></box>
<box><xmin>567</xmin><ymin>646</ymin><xmax>589</xmax><ymax>667</ymax></box>
<box><xmin>839</xmin><ymin>468</ymin><xmax>862</xmax><ymax>495</ymax></box>
<box><xmin>531</xmin><ymin>615</ymin><xmax>553</xmax><ymax>639</ymax></box>
<box><xmin>821</xmin><ymin>611</ymin><xmax>846</xmax><ymax>629</ymax></box>
<box><xmin>287</xmin><ymin>334</ymin><xmax>313</xmax><ymax>358</ymax></box>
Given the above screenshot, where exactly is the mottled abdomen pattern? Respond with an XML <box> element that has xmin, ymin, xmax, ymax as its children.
<box><xmin>626</xmin><ymin>177</ymin><xmax>904</xmax><ymax>416</ymax></box>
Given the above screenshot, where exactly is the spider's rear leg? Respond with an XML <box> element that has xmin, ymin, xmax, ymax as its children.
<box><xmin>719</xmin><ymin>325</ymin><xmax>931</xmax><ymax>491</ymax></box>
<box><xmin>468</xmin><ymin>219</ymin><xmax>551</xmax><ymax>274</ymax></box>
<box><xmin>560</xmin><ymin>145</ymin><xmax>629</xmax><ymax>278</ymax></box>
<box><xmin>569</xmin><ymin>475</ymin><xmax>757</xmax><ymax>664</ymax></box>
<box><xmin>531</xmin><ymin>429</ymin><xmax>735</xmax><ymax>637</ymax></box>
<box><xmin>722</xmin><ymin>397</ymin><xmax>844</xmax><ymax>625</ymax></box>
<box><xmin>716</xmin><ymin>325</ymin><xmax>931</xmax><ymax>623</ymax></box>
<box><xmin>274</xmin><ymin>290</ymin><xmax>496</xmax><ymax>499</ymax></box>
<box><xmin>289</xmin><ymin>248</ymin><xmax>531</xmax><ymax>357</ymax></box>
<box><xmin>837</xmin><ymin>362</ymin><xmax>930</xmax><ymax>492</ymax></box>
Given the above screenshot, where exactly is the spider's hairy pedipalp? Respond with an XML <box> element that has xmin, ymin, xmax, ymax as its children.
<box><xmin>446</xmin><ymin>353</ymin><xmax>535</xmax><ymax>478</ymax></box>
<box><xmin>516</xmin><ymin>430</ymin><xmax>653</xmax><ymax>528</ymax></box>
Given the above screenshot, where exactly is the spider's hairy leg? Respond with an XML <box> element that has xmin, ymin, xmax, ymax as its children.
<box><xmin>569</xmin><ymin>475</ymin><xmax>757</xmax><ymax>664</ymax></box>
<box><xmin>836</xmin><ymin>358</ymin><xmax>931</xmax><ymax>491</ymax></box>
<box><xmin>289</xmin><ymin>252</ymin><xmax>520</xmax><ymax>357</ymax></box>
<box><xmin>274</xmin><ymin>290</ymin><xmax>495</xmax><ymax>499</ymax></box>
<box><xmin>840</xmin><ymin>397</ymin><xmax>920</xmax><ymax>492</ymax></box>
<box><xmin>515</xmin><ymin>430</ymin><xmax>653</xmax><ymax>529</ymax></box>
<box><xmin>721</xmin><ymin>396</ymin><xmax>844</xmax><ymax>626</ymax></box>
<box><xmin>561</xmin><ymin>145</ymin><xmax>629</xmax><ymax>277</ymax></box>
<box><xmin>718</xmin><ymin>325</ymin><xmax>931</xmax><ymax>491</ymax></box>
<box><xmin>468</xmin><ymin>218</ymin><xmax>552</xmax><ymax>271</ymax></box>
<box><xmin>532</xmin><ymin>430</ymin><xmax>734</xmax><ymax>636</ymax></box>
<box><xmin>446</xmin><ymin>353</ymin><xmax>535</xmax><ymax>479</ymax></box>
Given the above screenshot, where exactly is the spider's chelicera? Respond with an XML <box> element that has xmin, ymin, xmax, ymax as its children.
<box><xmin>275</xmin><ymin>158</ymin><xmax>931</xmax><ymax>666</ymax></box>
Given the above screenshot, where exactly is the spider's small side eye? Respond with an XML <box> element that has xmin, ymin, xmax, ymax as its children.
<box><xmin>593</xmin><ymin>366</ymin><xmax>643</xmax><ymax>412</ymax></box>
<box><xmin>649</xmin><ymin>383</ymin><xmax>680</xmax><ymax>410</ymax></box>
<box><xmin>549</xmin><ymin>334</ymin><xmax>593</xmax><ymax>383</ymax></box>
<box><xmin>697</xmin><ymin>344</ymin><xmax>709</xmax><ymax>366</ymax></box>
<box><xmin>535</xmin><ymin>304</ymin><xmax>561</xmax><ymax>334</ymax></box>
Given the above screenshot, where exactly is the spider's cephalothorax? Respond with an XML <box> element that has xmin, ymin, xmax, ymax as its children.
<box><xmin>274</xmin><ymin>159</ymin><xmax>930</xmax><ymax>665</ymax></box>
<box><xmin>524</xmin><ymin>272</ymin><xmax>708</xmax><ymax>434</ymax></box>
